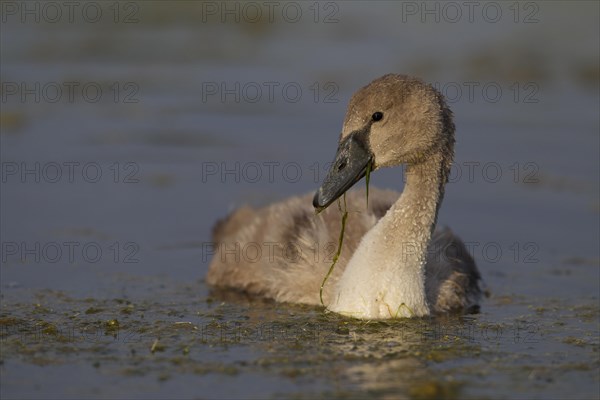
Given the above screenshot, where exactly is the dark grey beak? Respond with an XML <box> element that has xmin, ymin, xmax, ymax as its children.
<box><xmin>313</xmin><ymin>130</ymin><xmax>373</xmax><ymax>212</ymax></box>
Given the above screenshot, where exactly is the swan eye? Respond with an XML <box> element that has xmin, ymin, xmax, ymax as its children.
<box><xmin>372</xmin><ymin>112</ymin><xmax>383</xmax><ymax>122</ymax></box>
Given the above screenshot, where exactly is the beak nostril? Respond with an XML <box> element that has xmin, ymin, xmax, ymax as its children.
<box><xmin>337</xmin><ymin>160</ymin><xmax>347</xmax><ymax>171</ymax></box>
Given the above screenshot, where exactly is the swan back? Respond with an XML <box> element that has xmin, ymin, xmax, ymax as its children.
<box><xmin>207</xmin><ymin>189</ymin><xmax>482</xmax><ymax>313</ymax></box>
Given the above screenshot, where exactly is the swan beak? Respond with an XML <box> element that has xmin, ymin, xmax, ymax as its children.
<box><xmin>313</xmin><ymin>131</ymin><xmax>373</xmax><ymax>212</ymax></box>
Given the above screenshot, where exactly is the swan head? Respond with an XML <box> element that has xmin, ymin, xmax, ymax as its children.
<box><xmin>313</xmin><ymin>74</ymin><xmax>453</xmax><ymax>211</ymax></box>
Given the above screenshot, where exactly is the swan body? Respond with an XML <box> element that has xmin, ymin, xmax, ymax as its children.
<box><xmin>206</xmin><ymin>74</ymin><xmax>483</xmax><ymax>319</ymax></box>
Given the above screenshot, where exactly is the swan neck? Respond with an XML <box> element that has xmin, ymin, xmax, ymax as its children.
<box><xmin>328</xmin><ymin>149</ymin><xmax>452</xmax><ymax>319</ymax></box>
<box><xmin>400</xmin><ymin>151</ymin><xmax>449</xmax><ymax>234</ymax></box>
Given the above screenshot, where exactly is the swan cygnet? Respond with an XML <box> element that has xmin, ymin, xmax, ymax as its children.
<box><xmin>206</xmin><ymin>74</ymin><xmax>484</xmax><ymax>319</ymax></box>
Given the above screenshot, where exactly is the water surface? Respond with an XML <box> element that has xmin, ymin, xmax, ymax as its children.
<box><xmin>1</xmin><ymin>2</ymin><xmax>599</xmax><ymax>399</ymax></box>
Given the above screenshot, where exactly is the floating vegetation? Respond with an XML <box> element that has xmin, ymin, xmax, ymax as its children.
<box><xmin>85</xmin><ymin>307</ymin><xmax>104</xmax><ymax>315</ymax></box>
<box><xmin>365</xmin><ymin>160</ymin><xmax>372</xmax><ymax>207</ymax></box>
<box><xmin>105</xmin><ymin>319</ymin><xmax>120</xmax><ymax>339</ymax></box>
<box><xmin>319</xmin><ymin>160</ymin><xmax>373</xmax><ymax>307</ymax></box>
<box><xmin>1</xmin><ymin>286</ymin><xmax>598</xmax><ymax>398</ymax></box>
<box><xmin>150</xmin><ymin>338</ymin><xmax>166</xmax><ymax>353</ymax></box>
<box><xmin>320</xmin><ymin>194</ymin><xmax>348</xmax><ymax>307</ymax></box>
